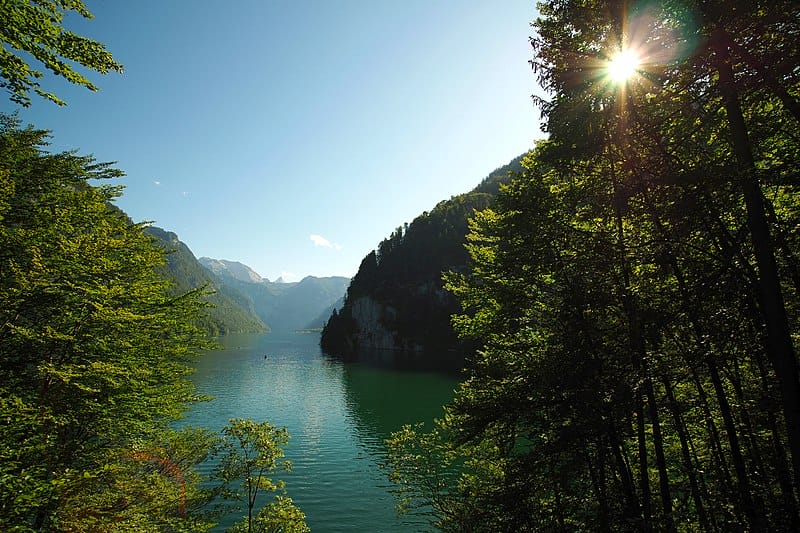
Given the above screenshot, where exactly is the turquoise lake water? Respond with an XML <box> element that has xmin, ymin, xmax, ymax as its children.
<box><xmin>181</xmin><ymin>332</ymin><xmax>459</xmax><ymax>532</ymax></box>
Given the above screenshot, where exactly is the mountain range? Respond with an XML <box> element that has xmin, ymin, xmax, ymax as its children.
<box><xmin>198</xmin><ymin>257</ymin><xmax>349</xmax><ymax>332</ymax></box>
<box><xmin>146</xmin><ymin>227</ymin><xmax>349</xmax><ymax>334</ymax></box>
<box><xmin>199</xmin><ymin>258</ymin><xmax>265</xmax><ymax>284</ymax></box>
<box><xmin>148</xmin><ymin>153</ymin><xmax>524</xmax><ymax>345</ymax></box>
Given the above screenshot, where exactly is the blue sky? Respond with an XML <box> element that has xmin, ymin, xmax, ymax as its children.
<box><xmin>6</xmin><ymin>1</ymin><xmax>544</xmax><ymax>282</ymax></box>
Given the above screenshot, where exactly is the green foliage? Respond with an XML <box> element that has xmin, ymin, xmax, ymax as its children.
<box><xmin>54</xmin><ymin>426</ymin><xmax>219</xmax><ymax>532</ymax></box>
<box><xmin>0</xmin><ymin>0</ymin><xmax>123</xmax><ymax>106</ymax></box>
<box><xmin>216</xmin><ymin>418</ymin><xmax>307</xmax><ymax>533</ymax></box>
<box><xmin>0</xmin><ymin>114</ymin><xmax>214</xmax><ymax>530</ymax></box>
<box><xmin>147</xmin><ymin>226</ymin><xmax>269</xmax><ymax>335</ymax></box>
<box><xmin>228</xmin><ymin>496</ymin><xmax>308</xmax><ymax>533</ymax></box>
<box><xmin>388</xmin><ymin>1</ymin><xmax>800</xmax><ymax>530</ymax></box>
<box><xmin>321</xmin><ymin>157</ymin><xmax>524</xmax><ymax>361</ymax></box>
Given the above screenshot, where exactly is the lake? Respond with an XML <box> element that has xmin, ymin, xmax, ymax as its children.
<box><xmin>181</xmin><ymin>332</ymin><xmax>459</xmax><ymax>532</ymax></box>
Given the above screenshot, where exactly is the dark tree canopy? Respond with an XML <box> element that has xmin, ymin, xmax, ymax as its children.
<box><xmin>387</xmin><ymin>1</ymin><xmax>800</xmax><ymax>530</ymax></box>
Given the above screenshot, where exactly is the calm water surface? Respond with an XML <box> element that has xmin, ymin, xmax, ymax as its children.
<box><xmin>181</xmin><ymin>332</ymin><xmax>459</xmax><ymax>532</ymax></box>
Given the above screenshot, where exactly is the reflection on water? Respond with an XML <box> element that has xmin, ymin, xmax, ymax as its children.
<box><xmin>181</xmin><ymin>332</ymin><xmax>457</xmax><ymax>532</ymax></box>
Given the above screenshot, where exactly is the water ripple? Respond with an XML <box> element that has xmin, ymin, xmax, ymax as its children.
<box><xmin>181</xmin><ymin>332</ymin><xmax>456</xmax><ymax>532</ymax></box>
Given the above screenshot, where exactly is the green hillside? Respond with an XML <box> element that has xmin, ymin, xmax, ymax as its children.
<box><xmin>320</xmin><ymin>156</ymin><xmax>523</xmax><ymax>362</ymax></box>
<box><xmin>145</xmin><ymin>227</ymin><xmax>268</xmax><ymax>335</ymax></box>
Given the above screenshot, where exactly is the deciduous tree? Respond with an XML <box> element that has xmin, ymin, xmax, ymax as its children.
<box><xmin>0</xmin><ymin>0</ymin><xmax>122</xmax><ymax>106</ymax></box>
<box><xmin>0</xmin><ymin>114</ymin><xmax>212</xmax><ymax>530</ymax></box>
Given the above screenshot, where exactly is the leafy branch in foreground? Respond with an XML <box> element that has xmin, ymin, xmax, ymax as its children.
<box><xmin>0</xmin><ymin>0</ymin><xmax>123</xmax><ymax>106</ymax></box>
<box><xmin>216</xmin><ymin>418</ymin><xmax>308</xmax><ymax>533</ymax></box>
<box><xmin>0</xmin><ymin>114</ymin><xmax>213</xmax><ymax>530</ymax></box>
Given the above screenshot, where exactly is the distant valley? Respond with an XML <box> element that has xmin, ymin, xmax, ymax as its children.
<box><xmin>198</xmin><ymin>257</ymin><xmax>349</xmax><ymax>332</ymax></box>
<box><xmin>146</xmin><ymin>227</ymin><xmax>349</xmax><ymax>334</ymax></box>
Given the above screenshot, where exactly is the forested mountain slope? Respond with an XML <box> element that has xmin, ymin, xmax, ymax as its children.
<box><xmin>146</xmin><ymin>226</ymin><xmax>268</xmax><ymax>335</ymax></box>
<box><xmin>320</xmin><ymin>156</ymin><xmax>524</xmax><ymax>362</ymax></box>
<box><xmin>198</xmin><ymin>256</ymin><xmax>350</xmax><ymax>332</ymax></box>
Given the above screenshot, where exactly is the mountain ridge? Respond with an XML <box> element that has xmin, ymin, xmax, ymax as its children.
<box><xmin>320</xmin><ymin>155</ymin><xmax>525</xmax><ymax>366</ymax></box>
<box><xmin>145</xmin><ymin>226</ymin><xmax>268</xmax><ymax>335</ymax></box>
<box><xmin>198</xmin><ymin>257</ymin><xmax>350</xmax><ymax>332</ymax></box>
<box><xmin>199</xmin><ymin>257</ymin><xmax>265</xmax><ymax>284</ymax></box>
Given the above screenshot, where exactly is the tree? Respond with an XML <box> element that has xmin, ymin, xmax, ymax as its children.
<box><xmin>0</xmin><ymin>114</ymin><xmax>213</xmax><ymax>530</ymax></box>
<box><xmin>53</xmin><ymin>426</ymin><xmax>220</xmax><ymax>532</ymax></box>
<box><xmin>216</xmin><ymin>418</ymin><xmax>308</xmax><ymax>533</ymax></box>
<box><xmin>388</xmin><ymin>0</ymin><xmax>800</xmax><ymax>524</ymax></box>
<box><xmin>0</xmin><ymin>0</ymin><xmax>122</xmax><ymax>106</ymax></box>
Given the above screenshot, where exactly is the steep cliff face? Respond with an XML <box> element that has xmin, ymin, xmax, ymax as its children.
<box><xmin>349</xmin><ymin>296</ymin><xmax>403</xmax><ymax>351</ymax></box>
<box><xmin>321</xmin><ymin>156</ymin><xmax>524</xmax><ymax>363</ymax></box>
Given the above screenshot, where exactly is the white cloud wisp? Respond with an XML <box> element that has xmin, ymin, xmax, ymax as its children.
<box><xmin>310</xmin><ymin>234</ymin><xmax>342</xmax><ymax>250</ymax></box>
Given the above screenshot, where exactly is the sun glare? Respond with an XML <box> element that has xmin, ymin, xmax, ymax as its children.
<box><xmin>607</xmin><ymin>49</ymin><xmax>640</xmax><ymax>83</ymax></box>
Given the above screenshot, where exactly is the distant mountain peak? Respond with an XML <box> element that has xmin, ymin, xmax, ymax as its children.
<box><xmin>199</xmin><ymin>257</ymin><xmax>264</xmax><ymax>284</ymax></box>
<box><xmin>145</xmin><ymin>228</ymin><xmax>267</xmax><ymax>335</ymax></box>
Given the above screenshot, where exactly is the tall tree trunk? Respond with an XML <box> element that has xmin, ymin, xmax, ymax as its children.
<box><xmin>644</xmin><ymin>208</ymin><xmax>740</xmax><ymax>519</ymax></box>
<box><xmin>642</xmin><ymin>367</ymin><xmax>675</xmax><ymax>532</ymax></box>
<box><xmin>596</xmin><ymin>443</ymin><xmax>612</xmax><ymax>533</ymax></box>
<box><xmin>635</xmin><ymin>391</ymin><xmax>653</xmax><ymax>531</ymax></box>
<box><xmin>663</xmin><ymin>374</ymin><xmax>713</xmax><ymax>531</ymax></box>
<box><xmin>575</xmin><ymin>302</ymin><xmax>642</xmax><ymax>526</ymax></box>
<box><xmin>607</xmin><ymin>115</ymin><xmax>657</xmax><ymax>531</ymax></box>
<box><xmin>713</xmin><ymin>28</ymin><xmax>800</xmax><ymax>495</ymax></box>
<box><xmin>607</xmin><ymin>420</ymin><xmax>642</xmax><ymax>523</ymax></box>
<box><xmin>641</xmin><ymin>185</ymin><xmax>764</xmax><ymax>527</ymax></box>
<box><xmin>753</xmin><ymin>326</ymin><xmax>800</xmax><ymax>528</ymax></box>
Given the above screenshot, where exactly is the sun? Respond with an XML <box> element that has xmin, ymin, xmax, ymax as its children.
<box><xmin>607</xmin><ymin>49</ymin><xmax>640</xmax><ymax>83</ymax></box>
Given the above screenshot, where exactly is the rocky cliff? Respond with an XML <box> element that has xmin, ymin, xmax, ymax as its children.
<box><xmin>321</xmin><ymin>155</ymin><xmax>524</xmax><ymax>365</ymax></box>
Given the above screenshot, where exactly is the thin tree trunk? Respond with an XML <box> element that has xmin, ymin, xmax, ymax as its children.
<box><xmin>643</xmin><ymin>363</ymin><xmax>676</xmax><ymax>531</ymax></box>
<box><xmin>635</xmin><ymin>390</ymin><xmax>653</xmax><ymax>531</ymax></box>
<box><xmin>608</xmin><ymin>113</ymin><xmax>656</xmax><ymax>531</ymax></box>
<box><xmin>753</xmin><ymin>326</ymin><xmax>800</xmax><ymax>528</ymax></box>
<box><xmin>641</xmin><ymin>185</ymin><xmax>762</xmax><ymax>528</ymax></box>
<box><xmin>597</xmin><ymin>443</ymin><xmax>612</xmax><ymax>533</ymax></box>
<box><xmin>663</xmin><ymin>374</ymin><xmax>713</xmax><ymax>531</ymax></box>
<box><xmin>713</xmin><ymin>28</ymin><xmax>800</xmax><ymax>497</ymax></box>
<box><xmin>607</xmin><ymin>420</ymin><xmax>642</xmax><ymax>524</ymax></box>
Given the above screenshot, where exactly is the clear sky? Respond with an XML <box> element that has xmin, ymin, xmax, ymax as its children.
<box><xmin>5</xmin><ymin>1</ymin><xmax>545</xmax><ymax>282</ymax></box>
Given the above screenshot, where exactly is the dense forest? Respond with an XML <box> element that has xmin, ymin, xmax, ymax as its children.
<box><xmin>320</xmin><ymin>156</ymin><xmax>522</xmax><ymax>362</ymax></box>
<box><xmin>387</xmin><ymin>0</ymin><xmax>800</xmax><ymax>531</ymax></box>
<box><xmin>4</xmin><ymin>0</ymin><xmax>800</xmax><ymax>531</ymax></box>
